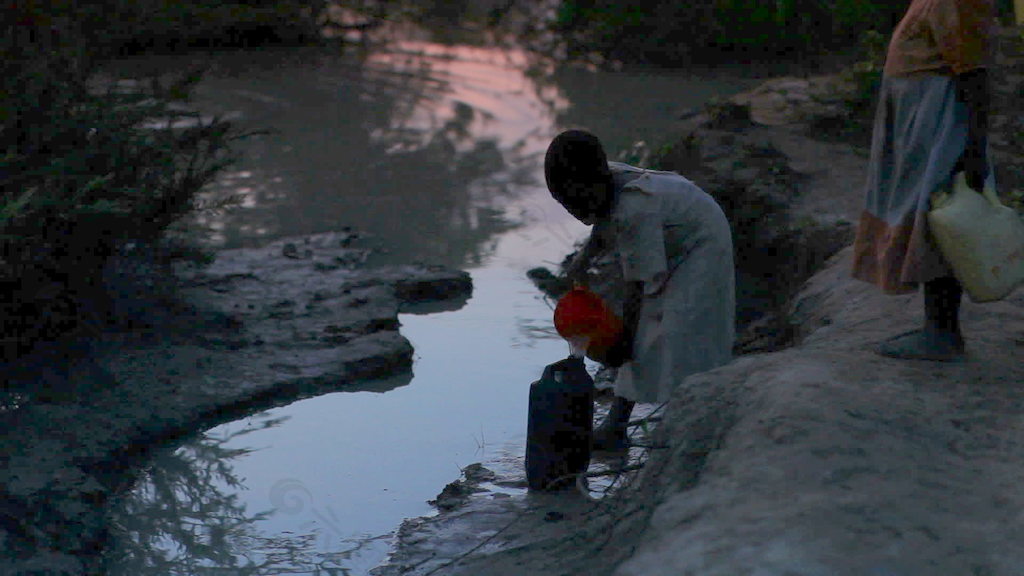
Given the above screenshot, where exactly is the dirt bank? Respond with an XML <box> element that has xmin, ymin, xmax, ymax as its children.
<box><xmin>0</xmin><ymin>230</ymin><xmax>471</xmax><ymax>575</ymax></box>
<box><xmin>374</xmin><ymin>27</ymin><xmax>1024</xmax><ymax>576</ymax></box>
<box><xmin>378</xmin><ymin>247</ymin><xmax>1024</xmax><ymax>575</ymax></box>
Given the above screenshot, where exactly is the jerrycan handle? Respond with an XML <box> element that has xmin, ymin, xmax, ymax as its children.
<box><xmin>952</xmin><ymin>171</ymin><xmax>1004</xmax><ymax>209</ymax></box>
<box><xmin>542</xmin><ymin>356</ymin><xmax>587</xmax><ymax>385</ymax></box>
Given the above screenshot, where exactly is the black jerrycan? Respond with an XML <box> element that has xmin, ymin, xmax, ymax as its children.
<box><xmin>525</xmin><ymin>356</ymin><xmax>594</xmax><ymax>491</ymax></box>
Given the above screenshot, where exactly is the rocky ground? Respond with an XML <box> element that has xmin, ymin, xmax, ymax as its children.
<box><xmin>0</xmin><ymin>231</ymin><xmax>471</xmax><ymax>575</ymax></box>
<box><xmin>377</xmin><ymin>249</ymin><xmax>1024</xmax><ymax>576</ymax></box>
<box><xmin>373</xmin><ymin>27</ymin><xmax>1024</xmax><ymax>576</ymax></box>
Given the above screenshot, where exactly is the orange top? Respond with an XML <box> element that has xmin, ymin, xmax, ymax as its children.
<box><xmin>884</xmin><ymin>0</ymin><xmax>994</xmax><ymax>78</ymax></box>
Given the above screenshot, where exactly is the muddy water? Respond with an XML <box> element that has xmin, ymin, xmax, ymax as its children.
<box><xmin>104</xmin><ymin>31</ymin><xmax>752</xmax><ymax>575</ymax></box>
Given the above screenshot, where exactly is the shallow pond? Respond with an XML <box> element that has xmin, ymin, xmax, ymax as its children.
<box><xmin>104</xmin><ymin>24</ymin><xmax>754</xmax><ymax>575</ymax></box>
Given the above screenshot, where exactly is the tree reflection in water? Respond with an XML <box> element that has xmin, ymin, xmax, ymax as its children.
<box><xmin>180</xmin><ymin>19</ymin><xmax>562</xmax><ymax>270</ymax></box>
<box><xmin>105</xmin><ymin>412</ymin><xmax>373</xmax><ymax>576</ymax></box>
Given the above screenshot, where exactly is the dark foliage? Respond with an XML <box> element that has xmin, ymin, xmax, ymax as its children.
<box><xmin>552</xmin><ymin>0</ymin><xmax>910</xmax><ymax>67</ymax></box>
<box><xmin>1</xmin><ymin>4</ymin><xmax>238</xmax><ymax>356</ymax></box>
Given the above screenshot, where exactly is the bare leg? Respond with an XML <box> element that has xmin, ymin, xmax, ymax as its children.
<box><xmin>593</xmin><ymin>396</ymin><xmax>634</xmax><ymax>452</ymax></box>
<box><xmin>924</xmin><ymin>276</ymin><xmax>963</xmax><ymax>336</ymax></box>
<box><xmin>878</xmin><ymin>276</ymin><xmax>965</xmax><ymax>361</ymax></box>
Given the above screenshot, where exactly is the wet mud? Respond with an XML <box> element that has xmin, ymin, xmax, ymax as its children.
<box><xmin>0</xmin><ymin>230</ymin><xmax>471</xmax><ymax>575</ymax></box>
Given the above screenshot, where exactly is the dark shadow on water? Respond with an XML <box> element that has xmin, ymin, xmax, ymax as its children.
<box><xmin>399</xmin><ymin>293</ymin><xmax>472</xmax><ymax>316</ymax></box>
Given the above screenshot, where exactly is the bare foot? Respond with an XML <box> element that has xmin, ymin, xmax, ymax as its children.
<box><xmin>877</xmin><ymin>329</ymin><xmax>966</xmax><ymax>362</ymax></box>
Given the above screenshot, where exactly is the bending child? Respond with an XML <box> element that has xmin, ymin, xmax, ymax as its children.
<box><xmin>544</xmin><ymin>130</ymin><xmax>736</xmax><ymax>450</ymax></box>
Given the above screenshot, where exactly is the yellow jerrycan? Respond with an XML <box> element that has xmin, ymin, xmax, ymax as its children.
<box><xmin>928</xmin><ymin>172</ymin><xmax>1024</xmax><ymax>302</ymax></box>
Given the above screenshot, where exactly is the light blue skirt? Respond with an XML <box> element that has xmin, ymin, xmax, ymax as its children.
<box><xmin>852</xmin><ymin>74</ymin><xmax>972</xmax><ymax>293</ymax></box>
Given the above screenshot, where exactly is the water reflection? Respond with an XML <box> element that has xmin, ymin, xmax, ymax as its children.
<box><xmin>177</xmin><ymin>29</ymin><xmax>754</xmax><ymax>271</ymax></box>
<box><xmin>107</xmin><ymin>412</ymin><xmax>286</xmax><ymax>575</ymax></box>
<box><xmin>546</xmin><ymin>66</ymin><xmax>756</xmax><ymax>155</ymax></box>
<box><xmin>182</xmin><ymin>37</ymin><xmax>565</xmax><ymax>271</ymax></box>
<box><xmin>105</xmin><ymin>394</ymin><xmax>406</xmax><ymax>576</ymax></box>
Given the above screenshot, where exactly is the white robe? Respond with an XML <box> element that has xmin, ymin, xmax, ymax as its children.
<box><xmin>605</xmin><ymin>162</ymin><xmax>735</xmax><ymax>403</ymax></box>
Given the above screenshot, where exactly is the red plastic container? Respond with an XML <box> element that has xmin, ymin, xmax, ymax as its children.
<box><xmin>553</xmin><ymin>287</ymin><xmax>623</xmax><ymax>361</ymax></box>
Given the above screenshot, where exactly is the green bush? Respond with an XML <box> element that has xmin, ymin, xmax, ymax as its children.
<box><xmin>1</xmin><ymin>6</ymin><xmax>235</xmax><ymax>352</ymax></box>
<box><xmin>552</xmin><ymin>0</ymin><xmax>908</xmax><ymax>66</ymax></box>
<box><xmin>833</xmin><ymin>29</ymin><xmax>887</xmax><ymax>127</ymax></box>
<box><xmin>552</xmin><ymin>2</ymin><xmax>720</xmax><ymax>64</ymax></box>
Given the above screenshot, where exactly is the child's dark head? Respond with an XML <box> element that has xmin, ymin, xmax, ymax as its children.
<box><xmin>544</xmin><ymin>130</ymin><xmax>615</xmax><ymax>224</ymax></box>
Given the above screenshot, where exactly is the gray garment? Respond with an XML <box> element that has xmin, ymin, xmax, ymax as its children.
<box><xmin>862</xmin><ymin>75</ymin><xmax>968</xmax><ymax>226</ymax></box>
<box><xmin>605</xmin><ymin>162</ymin><xmax>735</xmax><ymax>403</ymax></box>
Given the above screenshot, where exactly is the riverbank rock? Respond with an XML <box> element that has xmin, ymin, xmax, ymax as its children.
<box><xmin>616</xmin><ymin>250</ymin><xmax>1024</xmax><ymax>576</ymax></box>
<box><xmin>728</xmin><ymin>74</ymin><xmax>857</xmax><ymax>128</ymax></box>
<box><xmin>0</xmin><ymin>230</ymin><xmax>471</xmax><ymax>575</ymax></box>
<box><xmin>377</xmin><ymin>248</ymin><xmax>1024</xmax><ymax>576</ymax></box>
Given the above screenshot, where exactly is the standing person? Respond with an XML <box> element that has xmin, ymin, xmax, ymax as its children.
<box><xmin>544</xmin><ymin>130</ymin><xmax>735</xmax><ymax>450</ymax></box>
<box><xmin>852</xmin><ymin>0</ymin><xmax>995</xmax><ymax>361</ymax></box>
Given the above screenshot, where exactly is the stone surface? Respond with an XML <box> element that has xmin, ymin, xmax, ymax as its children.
<box><xmin>613</xmin><ymin>250</ymin><xmax>1024</xmax><ymax>576</ymax></box>
<box><xmin>729</xmin><ymin>74</ymin><xmax>856</xmax><ymax>128</ymax></box>
<box><xmin>376</xmin><ymin>249</ymin><xmax>1024</xmax><ymax>576</ymax></box>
